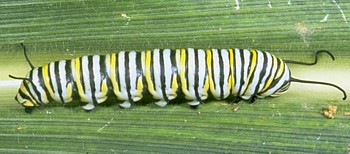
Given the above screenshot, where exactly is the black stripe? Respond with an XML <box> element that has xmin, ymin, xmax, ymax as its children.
<box><xmin>203</xmin><ymin>50</ymin><xmax>208</xmax><ymax>95</ymax></box>
<box><xmin>253</xmin><ymin>51</ymin><xmax>268</xmax><ymax>95</ymax></box>
<box><xmin>135</xmin><ymin>52</ymin><xmax>142</xmax><ymax>78</ymax></box>
<box><xmin>99</xmin><ymin>56</ymin><xmax>106</xmax><ymax>77</ymax></box>
<box><xmin>260</xmin><ymin>55</ymin><xmax>278</xmax><ymax>93</ymax></box>
<box><xmin>218</xmin><ymin>49</ymin><xmax>224</xmax><ymax>99</ymax></box>
<box><xmin>23</xmin><ymin>78</ymin><xmax>40</xmax><ymax>104</ymax></box>
<box><xmin>243</xmin><ymin>50</ymin><xmax>258</xmax><ymax>95</ymax></box>
<box><xmin>105</xmin><ymin>55</ymin><xmax>113</xmax><ymax>95</ymax></box>
<box><xmin>125</xmin><ymin>52</ymin><xmax>133</xmax><ymax>103</ymax></box>
<box><xmin>266</xmin><ymin>58</ymin><xmax>285</xmax><ymax>90</ymax></box>
<box><xmin>65</xmin><ymin>60</ymin><xmax>77</xmax><ymax>100</ymax></box>
<box><xmin>115</xmin><ymin>54</ymin><xmax>121</xmax><ymax>93</ymax></box>
<box><xmin>184</xmin><ymin>49</ymin><xmax>190</xmax><ymax>94</ymax></box>
<box><xmin>54</xmin><ymin>61</ymin><xmax>65</xmax><ymax>103</ymax></box>
<box><xmin>194</xmin><ymin>49</ymin><xmax>201</xmax><ymax>101</ymax></box>
<box><xmin>99</xmin><ymin>55</ymin><xmax>108</xmax><ymax>98</ymax></box>
<box><xmin>99</xmin><ymin>55</ymin><xmax>107</xmax><ymax>90</ymax></box>
<box><xmin>88</xmin><ymin>56</ymin><xmax>97</xmax><ymax>103</ymax></box>
<box><xmin>150</xmin><ymin>50</ymin><xmax>156</xmax><ymax>93</ymax></box>
<box><xmin>135</xmin><ymin>52</ymin><xmax>144</xmax><ymax>95</ymax></box>
<box><xmin>231</xmin><ymin>49</ymin><xmax>236</xmax><ymax>94</ymax></box>
<box><xmin>275</xmin><ymin>58</ymin><xmax>285</xmax><ymax>80</ymax></box>
<box><xmin>28</xmin><ymin>70</ymin><xmax>43</xmax><ymax>103</ymax></box>
<box><xmin>160</xmin><ymin>49</ymin><xmax>169</xmax><ymax>102</ymax></box>
<box><xmin>38</xmin><ymin>67</ymin><xmax>53</xmax><ymax>102</ymax></box>
<box><xmin>18</xmin><ymin>89</ymin><xmax>29</xmax><ymax>103</ymax></box>
<box><xmin>65</xmin><ymin>60</ymin><xmax>73</xmax><ymax>83</ymax></box>
<box><xmin>80</xmin><ymin>57</ymin><xmax>86</xmax><ymax>93</ymax></box>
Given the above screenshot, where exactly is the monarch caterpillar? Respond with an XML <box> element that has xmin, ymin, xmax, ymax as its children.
<box><xmin>10</xmin><ymin>44</ymin><xmax>347</xmax><ymax>113</ymax></box>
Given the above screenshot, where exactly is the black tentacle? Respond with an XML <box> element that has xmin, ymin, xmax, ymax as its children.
<box><xmin>20</xmin><ymin>43</ymin><xmax>35</xmax><ymax>69</ymax></box>
<box><xmin>284</xmin><ymin>50</ymin><xmax>335</xmax><ymax>65</ymax></box>
<box><xmin>290</xmin><ymin>77</ymin><xmax>347</xmax><ymax>100</ymax></box>
<box><xmin>9</xmin><ymin>74</ymin><xmax>35</xmax><ymax>85</ymax></box>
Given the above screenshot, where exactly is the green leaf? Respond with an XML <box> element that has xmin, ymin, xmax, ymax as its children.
<box><xmin>1</xmin><ymin>0</ymin><xmax>349</xmax><ymax>153</ymax></box>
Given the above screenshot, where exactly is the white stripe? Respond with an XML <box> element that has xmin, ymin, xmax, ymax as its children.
<box><xmin>59</xmin><ymin>60</ymin><xmax>67</xmax><ymax>102</ymax></box>
<box><xmin>221</xmin><ymin>49</ymin><xmax>230</xmax><ymax>98</ymax></box>
<box><xmin>258</xmin><ymin>52</ymin><xmax>273</xmax><ymax>93</ymax></box>
<box><xmin>141</xmin><ymin>51</ymin><xmax>146</xmax><ymax>76</ymax></box>
<box><xmin>128</xmin><ymin>51</ymin><xmax>139</xmax><ymax>101</ymax></box>
<box><xmin>105</xmin><ymin>54</ymin><xmax>111</xmax><ymax>78</ymax></box>
<box><xmin>232</xmin><ymin>49</ymin><xmax>242</xmax><ymax>95</ymax></box>
<box><xmin>211</xmin><ymin>49</ymin><xmax>221</xmax><ymax>99</ymax></box>
<box><xmin>152</xmin><ymin>49</ymin><xmax>163</xmax><ymax>99</ymax></box>
<box><xmin>31</xmin><ymin>68</ymin><xmax>44</xmax><ymax>103</ymax></box>
<box><xmin>16</xmin><ymin>92</ymin><xmax>25</xmax><ymax>104</ymax></box>
<box><xmin>82</xmin><ymin>56</ymin><xmax>92</xmax><ymax>102</ymax></box>
<box><xmin>49</xmin><ymin>62</ymin><xmax>60</xmax><ymax>102</ymax></box>
<box><xmin>92</xmin><ymin>55</ymin><xmax>103</xmax><ymax>102</ymax></box>
<box><xmin>197</xmin><ymin>49</ymin><xmax>208</xmax><ymax>100</ymax></box>
<box><xmin>71</xmin><ymin>58</ymin><xmax>77</xmax><ymax>87</ymax></box>
<box><xmin>243</xmin><ymin>50</ymin><xmax>264</xmax><ymax>98</ymax></box>
<box><xmin>186</xmin><ymin>48</ymin><xmax>196</xmax><ymax>99</ymax></box>
<box><xmin>240</xmin><ymin>49</ymin><xmax>251</xmax><ymax>96</ymax></box>
<box><xmin>118</xmin><ymin>52</ymin><xmax>128</xmax><ymax>100</ymax></box>
<box><xmin>163</xmin><ymin>49</ymin><xmax>176</xmax><ymax>100</ymax></box>
<box><xmin>175</xmin><ymin>49</ymin><xmax>181</xmax><ymax>77</ymax></box>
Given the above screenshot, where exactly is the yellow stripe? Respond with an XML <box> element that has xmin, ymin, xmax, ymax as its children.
<box><xmin>145</xmin><ymin>50</ymin><xmax>157</xmax><ymax>96</ymax></box>
<box><xmin>65</xmin><ymin>84</ymin><xmax>73</xmax><ymax>102</ymax></box>
<box><xmin>23</xmin><ymin>101</ymin><xmax>35</xmax><ymax>107</ymax></box>
<box><xmin>109</xmin><ymin>53</ymin><xmax>120</xmax><ymax>97</ymax></box>
<box><xmin>274</xmin><ymin>58</ymin><xmax>285</xmax><ymax>79</ymax></box>
<box><xmin>203</xmin><ymin>76</ymin><xmax>210</xmax><ymax>95</ymax></box>
<box><xmin>101</xmin><ymin>79</ymin><xmax>108</xmax><ymax>96</ymax></box>
<box><xmin>171</xmin><ymin>74</ymin><xmax>178</xmax><ymax>94</ymax></box>
<box><xmin>42</xmin><ymin>64</ymin><xmax>55</xmax><ymax>99</ymax></box>
<box><xmin>228</xmin><ymin>48</ymin><xmax>235</xmax><ymax>92</ymax></box>
<box><xmin>206</xmin><ymin>49</ymin><xmax>215</xmax><ymax>94</ymax></box>
<box><xmin>136</xmin><ymin>76</ymin><xmax>143</xmax><ymax>98</ymax></box>
<box><xmin>73</xmin><ymin>57</ymin><xmax>87</xmax><ymax>102</ymax></box>
<box><xmin>262</xmin><ymin>55</ymin><xmax>278</xmax><ymax>92</ymax></box>
<box><xmin>20</xmin><ymin>83</ymin><xmax>38</xmax><ymax>106</ymax></box>
<box><xmin>100</xmin><ymin>79</ymin><xmax>108</xmax><ymax>102</ymax></box>
<box><xmin>180</xmin><ymin>48</ymin><xmax>190</xmax><ymax>96</ymax></box>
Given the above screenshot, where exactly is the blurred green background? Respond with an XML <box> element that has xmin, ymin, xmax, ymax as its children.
<box><xmin>0</xmin><ymin>0</ymin><xmax>349</xmax><ymax>153</ymax></box>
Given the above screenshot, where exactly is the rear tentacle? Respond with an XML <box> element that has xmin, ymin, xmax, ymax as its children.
<box><xmin>284</xmin><ymin>50</ymin><xmax>334</xmax><ymax>65</ymax></box>
<box><xmin>290</xmin><ymin>77</ymin><xmax>347</xmax><ymax>100</ymax></box>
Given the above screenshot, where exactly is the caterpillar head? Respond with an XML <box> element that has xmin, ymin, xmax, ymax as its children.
<box><xmin>9</xmin><ymin>43</ymin><xmax>40</xmax><ymax>113</ymax></box>
<box><xmin>9</xmin><ymin>74</ymin><xmax>38</xmax><ymax>113</ymax></box>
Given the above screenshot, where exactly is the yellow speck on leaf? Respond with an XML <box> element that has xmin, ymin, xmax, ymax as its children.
<box><xmin>320</xmin><ymin>105</ymin><xmax>337</xmax><ymax>119</ymax></box>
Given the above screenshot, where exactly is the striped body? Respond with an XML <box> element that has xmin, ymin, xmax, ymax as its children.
<box><xmin>15</xmin><ymin>48</ymin><xmax>291</xmax><ymax>111</ymax></box>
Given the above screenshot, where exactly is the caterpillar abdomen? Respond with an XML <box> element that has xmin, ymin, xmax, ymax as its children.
<box><xmin>10</xmin><ymin>45</ymin><xmax>346</xmax><ymax>113</ymax></box>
